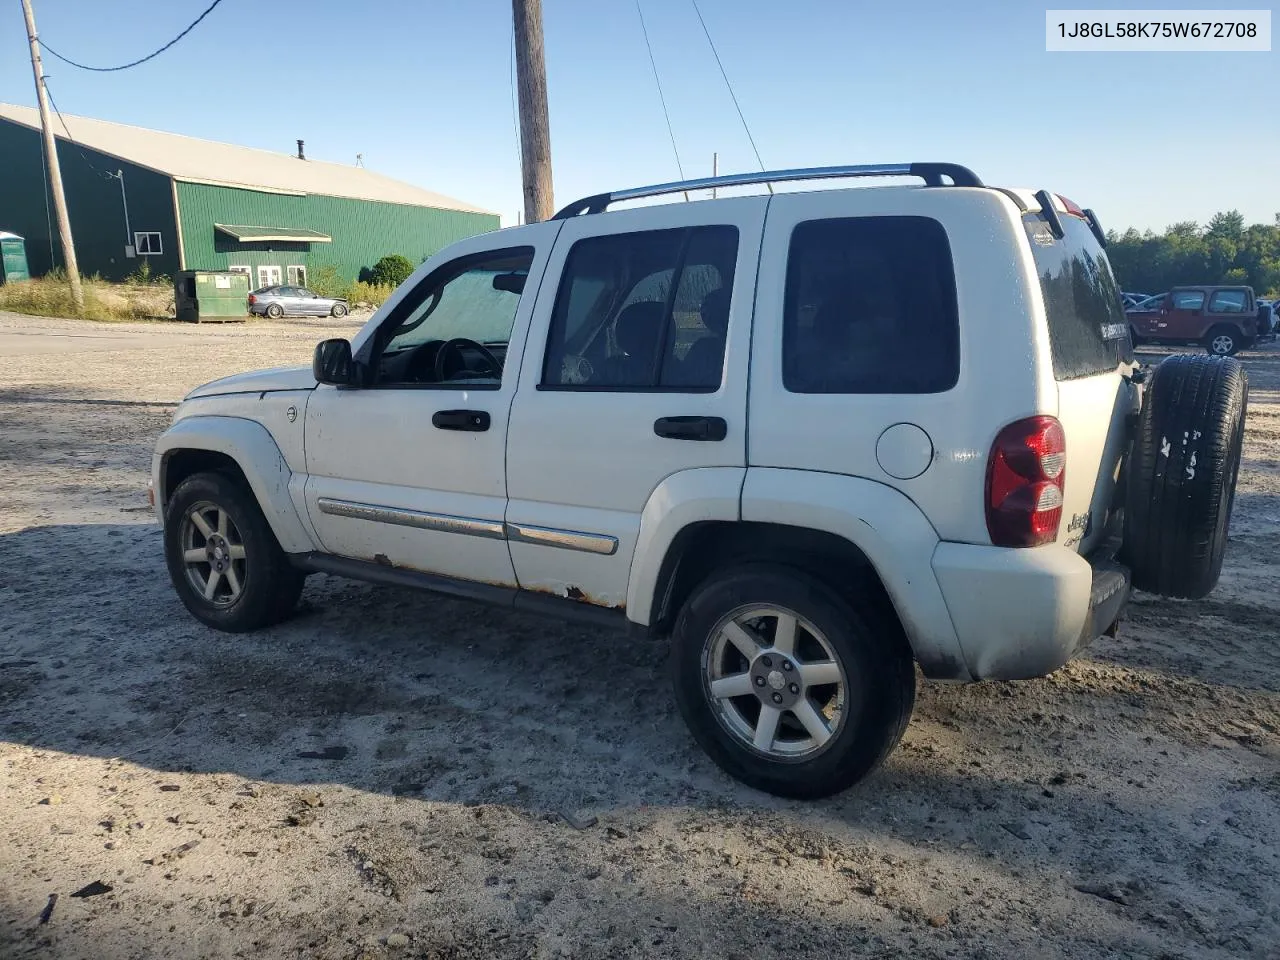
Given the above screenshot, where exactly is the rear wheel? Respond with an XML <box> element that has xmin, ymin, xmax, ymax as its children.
<box><xmin>330</xmin><ymin>302</ymin><xmax>348</xmax><ymax>318</ymax></box>
<box><xmin>265</xmin><ymin>302</ymin><xmax>284</xmax><ymax>319</ymax></box>
<box><xmin>163</xmin><ymin>472</ymin><xmax>304</xmax><ymax>631</ymax></box>
<box><xmin>1122</xmin><ymin>354</ymin><xmax>1248</xmax><ymax>599</ymax></box>
<box><xmin>1205</xmin><ymin>325</ymin><xmax>1241</xmax><ymax>356</ymax></box>
<box><xmin>670</xmin><ymin>564</ymin><xmax>915</xmax><ymax>799</ymax></box>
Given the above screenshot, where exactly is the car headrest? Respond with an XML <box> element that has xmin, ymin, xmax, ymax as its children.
<box><xmin>699</xmin><ymin>287</ymin><xmax>732</xmax><ymax>335</ymax></box>
<box><xmin>614</xmin><ymin>301</ymin><xmax>665</xmax><ymax>355</ymax></box>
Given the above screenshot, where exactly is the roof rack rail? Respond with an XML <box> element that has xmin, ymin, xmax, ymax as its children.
<box><xmin>551</xmin><ymin>162</ymin><xmax>983</xmax><ymax>219</ymax></box>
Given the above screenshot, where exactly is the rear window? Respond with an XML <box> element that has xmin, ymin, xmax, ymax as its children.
<box><xmin>1024</xmin><ymin>215</ymin><xmax>1131</xmax><ymax>380</ymax></box>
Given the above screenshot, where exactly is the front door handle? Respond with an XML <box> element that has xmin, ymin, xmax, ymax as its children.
<box><xmin>432</xmin><ymin>409</ymin><xmax>490</xmax><ymax>432</ymax></box>
<box><xmin>653</xmin><ymin>415</ymin><xmax>727</xmax><ymax>442</ymax></box>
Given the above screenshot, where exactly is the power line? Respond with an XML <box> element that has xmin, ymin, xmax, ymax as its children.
<box><xmin>38</xmin><ymin>0</ymin><xmax>224</xmax><ymax>72</ymax></box>
<box><xmin>635</xmin><ymin>0</ymin><xmax>688</xmax><ymax>194</ymax></box>
<box><xmin>37</xmin><ymin>113</ymin><xmax>54</xmax><ymax>265</ymax></box>
<box><xmin>509</xmin><ymin>16</ymin><xmax>524</xmax><ymax>221</ymax></box>
<box><xmin>690</xmin><ymin>0</ymin><xmax>771</xmax><ymax>192</ymax></box>
<box><xmin>42</xmin><ymin>81</ymin><xmax>117</xmax><ymax>183</ymax></box>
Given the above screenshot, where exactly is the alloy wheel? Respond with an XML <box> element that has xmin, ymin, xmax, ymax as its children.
<box><xmin>702</xmin><ymin>604</ymin><xmax>848</xmax><ymax>759</ymax></box>
<box><xmin>180</xmin><ymin>500</ymin><xmax>247</xmax><ymax>607</ymax></box>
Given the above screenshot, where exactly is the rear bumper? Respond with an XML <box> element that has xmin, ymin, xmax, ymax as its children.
<box><xmin>932</xmin><ymin>541</ymin><xmax>1131</xmax><ymax>681</ymax></box>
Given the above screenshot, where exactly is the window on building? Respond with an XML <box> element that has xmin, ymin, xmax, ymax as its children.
<box><xmin>257</xmin><ymin>265</ymin><xmax>282</xmax><ymax>289</ymax></box>
<box><xmin>287</xmin><ymin>265</ymin><xmax>307</xmax><ymax>286</ymax></box>
<box><xmin>540</xmin><ymin>226</ymin><xmax>739</xmax><ymax>391</ymax></box>
<box><xmin>134</xmin><ymin>232</ymin><xmax>162</xmax><ymax>255</ymax></box>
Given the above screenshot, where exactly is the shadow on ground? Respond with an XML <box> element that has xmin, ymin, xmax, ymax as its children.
<box><xmin>2</xmin><ymin>518</ymin><xmax>1279</xmax><ymax>958</ymax></box>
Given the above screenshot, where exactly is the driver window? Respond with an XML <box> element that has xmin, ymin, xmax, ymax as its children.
<box><xmin>371</xmin><ymin>248</ymin><xmax>534</xmax><ymax>388</ymax></box>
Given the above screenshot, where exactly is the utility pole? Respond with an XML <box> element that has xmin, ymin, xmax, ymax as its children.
<box><xmin>21</xmin><ymin>0</ymin><xmax>83</xmax><ymax>311</ymax></box>
<box><xmin>512</xmin><ymin>0</ymin><xmax>553</xmax><ymax>223</ymax></box>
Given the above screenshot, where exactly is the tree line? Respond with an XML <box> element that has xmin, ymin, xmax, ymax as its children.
<box><xmin>1105</xmin><ymin>211</ymin><xmax>1280</xmax><ymax>298</ymax></box>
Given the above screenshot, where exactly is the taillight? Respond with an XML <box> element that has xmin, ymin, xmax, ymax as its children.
<box><xmin>1056</xmin><ymin>195</ymin><xmax>1087</xmax><ymax>220</ymax></box>
<box><xmin>248</xmin><ymin>294</ymin><xmax>256</xmax><ymax>305</ymax></box>
<box><xmin>986</xmin><ymin>416</ymin><xmax>1066</xmax><ymax>547</ymax></box>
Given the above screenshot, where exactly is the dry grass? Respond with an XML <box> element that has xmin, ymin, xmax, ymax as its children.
<box><xmin>345</xmin><ymin>280</ymin><xmax>396</xmax><ymax>308</ymax></box>
<box><xmin>0</xmin><ymin>274</ymin><xmax>174</xmax><ymax>322</ymax></box>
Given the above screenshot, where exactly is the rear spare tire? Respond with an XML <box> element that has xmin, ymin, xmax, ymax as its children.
<box><xmin>1122</xmin><ymin>354</ymin><xmax>1247</xmax><ymax>598</ymax></box>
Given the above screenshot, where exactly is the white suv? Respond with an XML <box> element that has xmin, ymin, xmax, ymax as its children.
<box><xmin>153</xmin><ymin>163</ymin><xmax>1248</xmax><ymax>799</ymax></box>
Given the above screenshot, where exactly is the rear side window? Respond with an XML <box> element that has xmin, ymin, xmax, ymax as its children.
<box><xmin>1172</xmin><ymin>290</ymin><xmax>1206</xmax><ymax>310</ymax></box>
<box><xmin>541</xmin><ymin>226</ymin><xmax>739</xmax><ymax>391</ymax></box>
<box><xmin>1209</xmin><ymin>289</ymin><xmax>1249</xmax><ymax>313</ymax></box>
<box><xmin>782</xmin><ymin>216</ymin><xmax>959</xmax><ymax>394</ymax></box>
<box><xmin>1026</xmin><ymin>215</ymin><xmax>1131</xmax><ymax>380</ymax></box>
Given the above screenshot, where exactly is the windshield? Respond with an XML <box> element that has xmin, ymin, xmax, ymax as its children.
<box><xmin>1025</xmin><ymin>214</ymin><xmax>1132</xmax><ymax>380</ymax></box>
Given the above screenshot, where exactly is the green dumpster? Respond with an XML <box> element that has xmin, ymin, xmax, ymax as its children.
<box><xmin>174</xmin><ymin>270</ymin><xmax>249</xmax><ymax>323</ymax></box>
<box><xmin>0</xmin><ymin>231</ymin><xmax>30</xmax><ymax>284</ymax></box>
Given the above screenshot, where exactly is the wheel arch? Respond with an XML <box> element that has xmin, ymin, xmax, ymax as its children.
<box><xmin>648</xmin><ymin>519</ymin><xmax>900</xmax><ymax>635</ymax></box>
<box><xmin>154</xmin><ymin>416</ymin><xmax>316</xmax><ymax>554</ymax></box>
<box><xmin>631</xmin><ymin>467</ymin><xmax>972</xmax><ymax>681</ymax></box>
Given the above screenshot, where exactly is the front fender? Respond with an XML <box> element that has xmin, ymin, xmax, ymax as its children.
<box><xmin>741</xmin><ymin>468</ymin><xmax>971</xmax><ymax>681</ymax></box>
<box><xmin>152</xmin><ymin>416</ymin><xmax>316</xmax><ymax>554</ymax></box>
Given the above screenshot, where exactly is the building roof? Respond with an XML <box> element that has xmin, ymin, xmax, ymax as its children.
<box><xmin>0</xmin><ymin>103</ymin><xmax>495</xmax><ymax>216</ymax></box>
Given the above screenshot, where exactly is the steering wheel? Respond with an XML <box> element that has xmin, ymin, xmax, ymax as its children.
<box><xmin>434</xmin><ymin>337</ymin><xmax>502</xmax><ymax>382</ymax></box>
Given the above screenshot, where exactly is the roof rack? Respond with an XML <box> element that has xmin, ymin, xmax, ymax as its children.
<box><xmin>551</xmin><ymin>162</ymin><xmax>983</xmax><ymax>219</ymax></box>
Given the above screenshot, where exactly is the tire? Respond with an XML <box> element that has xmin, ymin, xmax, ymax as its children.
<box><xmin>163</xmin><ymin>471</ymin><xmax>304</xmax><ymax>632</ymax></box>
<box><xmin>1122</xmin><ymin>354</ymin><xmax>1248</xmax><ymax>599</ymax></box>
<box><xmin>330</xmin><ymin>303</ymin><xmax>348</xmax><ymax>318</ymax></box>
<box><xmin>1205</xmin><ymin>325</ymin><xmax>1241</xmax><ymax>356</ymax></box>
<box><xmin>1129</xmin><ymin>326</ymin><xmax>1145</xmax><ymax>347</ymax></box>
<box><xmin>265</xmin><ymin>303</ymin><xmax>284</xmax><ymax>319</ymax></box>
<box><xmin>670</xmin><ymin>564</ymin><xmax>915</xmax><ymax>799</ymax></box>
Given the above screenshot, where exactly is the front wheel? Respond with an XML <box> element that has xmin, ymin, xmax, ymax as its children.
<box><xmin>163</xmin><ymin>472</ymin><xmax>304</xmax><ymax>632</ymax></box>
<box><xmin>670</xmin><ymin>564</ymin><xmax>915</xmax><ymax>799</ymax></box>
<box><xmin>330</xmin><ymin>302</ymin><xmax>348</xmax><ymax>318</ymax></box>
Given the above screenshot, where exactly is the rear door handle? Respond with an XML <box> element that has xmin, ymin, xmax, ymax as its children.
<box><xmin>432</xmin><ymin>409</ymin><xmax>490</xmax><ymax>432</ymax></box>
<box><xmin>653</xmin><ymin>415</ymin><xmax>727</xmax><ymax>442</ymax></box>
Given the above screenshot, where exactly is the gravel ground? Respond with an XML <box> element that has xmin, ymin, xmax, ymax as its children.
<box><xmin>1</xmin><ymin>310</ymin><xmax>1277</xmax><ymax>960</ymax></box>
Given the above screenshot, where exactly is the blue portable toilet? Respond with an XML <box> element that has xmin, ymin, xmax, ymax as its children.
<box><xmin>0</xmin><ymin>231</ymin><xmax>30</xmax><ymax>284</ymax></box>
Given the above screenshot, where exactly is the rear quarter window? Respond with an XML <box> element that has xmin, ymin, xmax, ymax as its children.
<box><xmin>1209</xmin><ymin>289</ymin><xmax>1249</xmax><ymax>313</ymax></box>
<box><xmin>1025</xmin><ymin>215</ymin><xmax>1132</xmax><ymax>380</ymax></box>
<box><xmin>782</xmin><ymin>216</ymin><xmax>959</xmax><ymax>394</ymax></box>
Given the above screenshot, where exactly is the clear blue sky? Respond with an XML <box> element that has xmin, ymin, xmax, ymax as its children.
<box><xmin>2</xmin><ymin>0</ymin><xmax>1275</xmax><ymax>230</ymax></box>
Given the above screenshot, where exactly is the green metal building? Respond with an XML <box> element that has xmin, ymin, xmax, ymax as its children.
<box><xmin>0</xmin><ymin>103</ymin><xmax>500</xmax><ymax>288</ymax></box>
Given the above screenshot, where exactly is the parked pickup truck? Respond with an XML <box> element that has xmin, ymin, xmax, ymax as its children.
<box><xmin>1127</xmin><ymin>285</ymin><xmax>1259</xmax><ymax>356</ymax></box>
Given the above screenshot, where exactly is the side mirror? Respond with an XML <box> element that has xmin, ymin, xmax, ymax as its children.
<box><xmin>313</xmin><ymin>338</ymin><xmax>354</xmax><ymax>386</ymax></box>
<box><xmin>493</xmin><ymin>271</ymin><xmax>527</xmax><ymax>294</ymax></box>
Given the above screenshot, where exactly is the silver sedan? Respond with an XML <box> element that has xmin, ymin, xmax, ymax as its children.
<box><xmin>249</xmin><ymin>285</ymin><xmax>349</xmax><ymax>318</ymax></box>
